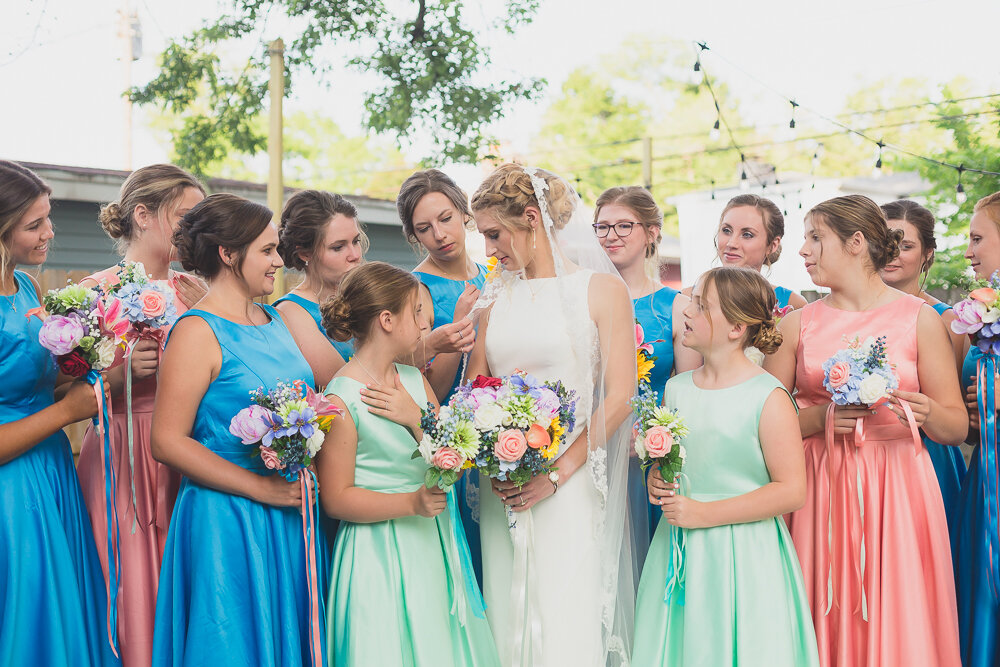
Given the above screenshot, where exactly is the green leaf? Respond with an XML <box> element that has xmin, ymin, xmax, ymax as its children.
<box><xmin>424</xmin><ymin>468</ymin><xmax>441</xmax><ymax>489</ymax></box>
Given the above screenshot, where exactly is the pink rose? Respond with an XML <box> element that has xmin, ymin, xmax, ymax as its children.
<box><xmin>827</xmin><ymin>361</ymin><xmax>851</xmax><ymax>388</ymax></box>
<box><xmin>229</xmin><ymin>404</ymin><xmax>271</xmax><ymax>444</ymax></box>
<box><xmin>260</xmin><ymin>446</ymin><xmax>281</xmax><ymax>470</ymax></box>
<box><xmin>432</xmin><ymin>447</ymin><xmax>463</xmax><ymax>471</ymax></box>
<box><xmin>494</xmin><ymin>429</ymin><xmax>528</xmax><ymax>462</ymax></box>
<box><xmin>644</xmin><ymin>426</ymin><xmax>674</xmax><ymax>458</ymax></box>
<box><xmin>140</xmin><ymin>289</ymin><xmax>167</xmax><ymax>318</ymax></box>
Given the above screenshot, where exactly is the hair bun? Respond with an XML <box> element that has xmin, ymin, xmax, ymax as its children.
<box><xmin>98</xmin><ymin>201</ymin><xmax>128</xmax><ymax>239</ymax></box>
<box><xmin>766</xmin><ymin>241</ymin><xmax>783</xmax><ymax>266</ymax></box>
<box><xmin>321</xmin><ymin>295</ymin><xmax>354</xmax><ymax>342</ymax></box>
<box><xmin>752</xmin><ymin>321</ymin><xmax>783</xmax><ymax>355</ymax></box>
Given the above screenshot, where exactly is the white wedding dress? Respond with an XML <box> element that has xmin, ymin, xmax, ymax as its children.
<box><xmin>479</xmin><ymin>269</ymin><xmax>606</xmax><ymax>667</ymax></box>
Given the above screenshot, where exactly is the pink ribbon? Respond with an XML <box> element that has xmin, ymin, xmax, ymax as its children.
<box><xmin>300</xmin><ymin>472</ymin><xmax>322</xmax><ymax>667</ymax></box>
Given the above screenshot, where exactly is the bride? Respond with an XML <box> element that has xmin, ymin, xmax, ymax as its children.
<box><xmin>465</xmin><ymin>164</ymin><xmax>636</xmax><ymax>666</ymax></box>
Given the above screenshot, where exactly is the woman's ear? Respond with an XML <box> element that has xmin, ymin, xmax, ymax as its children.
<box><xmin>728</xmin><ymin>321</ymin><xmax>747</xmax><ymax>343</ymax></box>
<box><xmin>133</xmin><ymin>203</ymin><xmax>152</xmax><ymax>232</ymax></box>
<box><xmin>217</xmin><ymin>246</ymin><xmax>233</xmax><ymax>267</ymax></box>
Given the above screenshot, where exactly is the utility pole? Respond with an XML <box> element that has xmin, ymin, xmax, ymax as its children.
<box><xmin>118</xmin><ymin>2</ymin><xmax>141</xmax><ymax>170</ymax></box>
<box><xmin>267</xmin><ymin>38</ymin><xmax>286</xmax><ymax>299</ymax></box>
<box><xmin>642</xmin><ymin>136</ymin><xmax>653</xmax><ymax>191</ymax></box>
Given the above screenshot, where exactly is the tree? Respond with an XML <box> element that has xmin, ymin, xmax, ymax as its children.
<box><xmin>129</xmin><ymin>0</ymin><xmax>544</xmax><ymax>175</ymax></box>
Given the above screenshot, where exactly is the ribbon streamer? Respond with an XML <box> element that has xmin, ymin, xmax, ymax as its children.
<box><xmin>300</xmin><ymin>470</ymin><xmax>323</xmax><ymax>667</ymax></box>
<box><xmin>977</xmin><ymin>355</ymin><xmax>1000</xmax><ymax>601</ymax></box>
<box><xmin>87</xmin><ymin>369</ymin><xmax>120</xmax><ymax>658</ymax></box>
<box><xmin>663</xmin><ymin>472</ymin><xmax>688</xmax><ymax>605</ymax></box>
<box><xmin>509</xmin><ymin>507</ymin><xmax>543</xmax><ymax>667</ymax></box>
<box><xmin>445</xmin><ymin>488</ymin><xmax>486</xmax><ymax>625</ymax></box>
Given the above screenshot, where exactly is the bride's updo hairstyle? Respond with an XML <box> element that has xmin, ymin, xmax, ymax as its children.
<box><xmin>172</xmin><ymin>193</ymin><xmax>272</xmax><ymax>280</ymax></box>
<box><xmin>701</xmin><ymin>266</ymin><xmax>783</xmax><ymax>354</ymax></box>
<box><xmin>470</xmin><ymin>163</ymin><xmax>576</xmax><ymax>232</ymax></box>
<box><xmin>806</xmin><ymin>194</ymin><xmax>902</xmax><ymax>272</ymax></box>
<box><xmin>322</xmin><ymin>261</ymin><xmax>420</xmax><ymax>344</ymax></box>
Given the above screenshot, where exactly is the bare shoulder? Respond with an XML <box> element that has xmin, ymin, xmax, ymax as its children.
<box><xmin>23</xmin><ymin>272</ymin><xmax>42</xmax><ymax>302</ymax></box>
<box><xmin>588</xmin><ymin>272</ymin><xmax>629</xmax><ymax>300</ymax></box>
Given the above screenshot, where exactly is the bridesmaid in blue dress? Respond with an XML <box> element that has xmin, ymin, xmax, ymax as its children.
<box><xmin>594</xmin><ymin>186</ymin><xmax>701</xmax><ymax>566</ymax></box>
<box><xmin>151</xmin><ymin>194</ymin><xmax>327</xmax><ymax>666</ymax></box>
<box><xmin>276</xmin><ymin>190</ymin><xmax>367</xmax><ymax>389</ymax></box>
<box><xmin>878</xmin><ymin>200</ymin><xmax>967</xmax><ymax>530</ymax></box>
<box><xmin>684</xmin><ymin>194</ymin><xmax>807</xmax><ymax>311</ymax></box>
<box><xmin>953</xmin><ymin>191</ymin><xmax>1000</xmax><ymax>667</ymax></box>
<box><xmin>397</xmin><ymin>170</ymin><xmax>486</xmax><ymax>581</ymax></box>
<box><xmin>0</xmin><ymin>161</ymin><xmax>119</xmax><ymax>666</ymax></box>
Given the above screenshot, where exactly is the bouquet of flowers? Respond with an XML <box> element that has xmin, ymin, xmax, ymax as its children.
<box><xmin>822</xmin><ymin>335</ymin><xmax>898</xmax><ymax>406</ymax></box>
<box><xmin>952</xmin><ymin>274</ymin><xmax>1000</xmax><ymax>354</ymax></box>
<box><xmin>636</xmin><ymin>322</ymin><xmax>657</xmax><ymax>390</ymax></box>
<box><xmin>37</xmin><ymin>283</ymin><xmax>128</xmax><ymax>377</ymax></box>
<box><xmin>414</xmin><ymin>403</ymin><xmax>481</xmax><ymax>491</ymax></box>
<box><xmin>105</xmin><ymin>260</ymin><xmax>178</xmax><ymax>332</ymax></box>
<box><xmin>630</xmin><ymin>386</ymin><xmax>689</xmax><ymax>481</ymax></box>
<box><xmin>229</xmin><ymin>380</ymin><xmax>343</xmax><ymax>480</ymax></box>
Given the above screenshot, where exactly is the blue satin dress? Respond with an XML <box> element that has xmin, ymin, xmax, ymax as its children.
<box><xmin>630</xmin><ymin>286</ymin><xmax>678</xmax><ymax>566</ymax></box>
<box><xmin>0</xmin><ymin>271</ymin><xmax>119</xmax><ymax>666</ymax></box>
<box><xmin>954</xmin><ymin>345</ymin><xmax>998</xmax><ymax>667</ymax></box>
<box><xmin>412</xmin><ymin>265</ymin><xmax>487</xmax><ymax>585</ymax></box>
<box><xmin>274</xmin><ymin>292</ymin><xmax>354</xmax><ymax>361</ymax></box>
<box><xmin>774</xmin><ymin>285</ymin><xmax>793</xmax><ymax>310</ymax></box>
<box><xmin>152</xmin><ymin>306</ymin><xmax>328</xmax><ymax>666</ymax></box>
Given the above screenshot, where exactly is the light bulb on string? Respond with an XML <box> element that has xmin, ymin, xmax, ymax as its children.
<box><xmin>956</xmin><ymin>165</ymin><xmax>967</xmax><ymax>205</ymax></box>
<box><xmin>710</xmin><ymin>180</ymin><xmax>716</xmax><ymax>200</ymax></box>
<box><xmin>739</xmin><ymin>169</ymin><xmax>750</xmax><ymax>192</ymax></box>
<box><xmin>789</xmin><ymin>100</ymin><xmax>799</xmax><ymax>130</ymax></box>
<box><xmin>872</xmin><ymin>140</ymin><xmax>885</xmax><ymax>179</ymax></box>
<box><xmin>710</xmin><ymin>118</ymin><xmax>720</xmax><ymax>141</ymax></box>
<box><xmin>694</xmin><ymin>58</ymin><xmax>701</xmax><ymax>72</ymax></box>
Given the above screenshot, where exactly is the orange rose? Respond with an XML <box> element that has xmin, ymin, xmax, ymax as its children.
<box><xmin>525</xmin><ymin>423</ymin><xmax>551</xmax><ymax>449</ymax></box>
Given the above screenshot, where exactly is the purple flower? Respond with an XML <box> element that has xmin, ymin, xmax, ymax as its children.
<box><xmin>261</xmin><ymin>411</ymin><xmax>285</xmax><ymax>448</ymax></box>
<box><xmin>38</xmin><ymin>314</ymin><xmax>85</xmax><ymax>356</ymax></box>
<box><xmin>229</xmin><ymin>404</ymin><xmax>272</xmax><ymax>445</ymax></box>
<box><xmin>279</xmin><ymin>407</ymin><xmax>316</xmax><ymax>439</ymax></box>
<box><xmin>534</xmin><ymin>387</ymin><xmax>561</xmax><ymax>422</ymax></box>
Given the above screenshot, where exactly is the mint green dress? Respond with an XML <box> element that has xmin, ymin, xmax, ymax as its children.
<box><xmin>325</xmin><ymin>364</ymin><xmax>500</xmax><ymax>666</ymax></box>
<box><xmin>632</xmin><ymin>371</ymin><xmax>819</xmax><ymax>666</ymax></box>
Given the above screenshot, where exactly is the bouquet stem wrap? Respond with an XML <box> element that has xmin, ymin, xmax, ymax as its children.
<box><xmin>88</xmin><ymin>369</ymin><xmax>120</xmax><ymax>657</ymax></box>
<box><xmin>445</xmin><ymin>488</ymin><xmax>486</xmax><ymax>625</ymax></box>
<box><xmin>300</xmin><ymin>470</ymin><xmax>322</xmax><ymax>667</ymax></box>
<box><xmin>822</xmin><ymin>399</ymin><xmax>921</xmax><ymax>623</ymax></box>
<box><xmin>508</xmin><ymin>507</ymin><xmax>542</xmax><ymax>667</ymax></box>
<box><xmin>977</xmin><ymin>354</ymin><xmax>1000</xmax><ymax>601</ymax></box>
<box><xmin>122</xmin><ymin>329</ymin><xmax>166</xmax><ymax>534</ymax></box>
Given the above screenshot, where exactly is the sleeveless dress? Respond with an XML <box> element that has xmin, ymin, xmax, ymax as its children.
<box><xmin>632</xmin><ymin>371</ymin><xmax>819</xmax><ymax>667</ymax></box>
<box><xmin>480</xmin><ymin>270</ymin><xmax>607</xmax><ymax>666</ymax></box>
<box><xmin>325</xmin><ymin>364</ymin><xmax>500</xmax><ymax>666</ymax></box>
<box><xmin>413</xmin><ymin>264</ymin><xmax>487</xmax><ymax>585</ymax></box>
<box><xmin>774</xmin><ymin>285</ymin><xmax>794</xmax><ymax>310</ymax></box>
<box><xmin>274</xmin><ymin>292</ymin><xmax>354</xmax><ymax>361</ymax></box>
<box><xmin>630</xmin><ymin>286</ymin><xmax>677</xmax><ymax>566</ymax></box>
<box><xmin>77</xmin><ymin>267</ymin><xmax>185</xmax><ymax>667</ymax></box>
<box><xmin>953</xmin><ymin>345</ymin><xmax>998</xmax><ymax>666</ymax></box>
<box><xmin>151</xmin><ymin>305</ymin><xmax>328</xmax><ymax>666</ymax></box>
<box><xmin>0</xmin><ymin>270</ymin><xmax>119</xmax><ymax>666</ymax></box>
<box><xmin>789</xmin><ymin>296</ymin><xmax>960</xmax><ymax>666</ymax></box>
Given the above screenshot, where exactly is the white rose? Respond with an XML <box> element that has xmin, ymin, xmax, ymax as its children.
<box><xmin>438</xmin><ymin>406</ymin><xmax>452</xmax><ymax>422</ymax></box>
<box><xmin>94</xmin><ymin>337</ymin><xmax>117</xmax><ymax>370</ymax></box>
<box><xmin>744</xmin><ymin>346</ymin><xmax>765</xmax><ymax>366</ymax></box>
<box><xmin>474</xmin><ymin>402</ymin><xmax>507</xmax><ymax>431</ymax></box>
<box><xmin>634</xmin><ymin>434</ymin><xmax>647</xmax><ymax>460</ymax></box>
<box><xmin>678</xmin><ymin>445</ymin><xmax>687</xmax><ymax>460</ymax></box>
<box><xmin>305</xmin><ymin>430</ymin><xmax>325</xmax><ymax>457</ymax></box>
<box><xmin>418</xmin><ymin>433</ymin><xmax>436</xmax><ymax>465</ymax></box>
<box><xmin>984</xmin><ymin>308</ymin><xmax>1000</xmax><ymax>324</ymax></box>
<box><xmin>857</xmin><ymin>373</ymin><xmax>889</xmax><ymax>405</ymax></box>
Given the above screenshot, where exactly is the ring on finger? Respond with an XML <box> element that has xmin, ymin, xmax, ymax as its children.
<box><xmin>520</xmin><ymin>497</ymin><xmax>526</xmax><ymax>507</ymax></box>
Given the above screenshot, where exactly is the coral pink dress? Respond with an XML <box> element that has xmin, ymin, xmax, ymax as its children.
<box><xmin>790</xmin><ymin>295</ymin><xmax>960</xmax><ymax>667</ymax></box>
<box><xmin>77</xmin><ymin>267</ymin><xmax>186</xmax><ymax>667</ymax></box>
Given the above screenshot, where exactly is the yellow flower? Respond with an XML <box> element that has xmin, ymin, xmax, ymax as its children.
<box><xmin>637</xmin><ymin>349</ymin><xmax>654</xmax><ymax>384</ymax></box>
<box><xmin>544</xmin><ymin>418</ymin><xmax>565</xmax><ymax>460</ymax></box>
<box><xmin>486</xmin><ymin>256</ymin><xmax>500</xmax><ymax>283</ymax></box>
<box><xmin>462</xmin><ymin>459</ymin><xmax>475</xmax><ymax>470</ymax></box>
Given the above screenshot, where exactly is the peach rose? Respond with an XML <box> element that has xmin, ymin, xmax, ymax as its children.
<box><xmin>827</xmin><ymin>361</ymin><xmax>851</xmax><ymax>389</ymax></box>
<box><xmin>970</xmin><ymin>287</ymin><xmax>998</xmax><ymax>304</ymax></box>
<box><xmin>260</xmin><ymin>446</ymin><xmax>281</xmax><ymax>470</ymax></box>
<box><xmin>525</xmin><ymin>423</ymin><xmax>551</xmax><ymax>450</ymax></box>
<box><xmin>140</xmin><ymin>289</ymin><xmax>168</xmax><ymax>318</ymax></box>
<box><xmin>432</xmin><ymin>447</ymin><xmax>464</xmax><ymax>471</ymax></box>
<box><xmin>644</xmin><ymin>426</ymin><xmax>674</xmax><ymax>458</ymax></box>
<box><xmin>494</xmin><ymin>429</ymin><xmax>528</xmax><ymax>462</ymax></box>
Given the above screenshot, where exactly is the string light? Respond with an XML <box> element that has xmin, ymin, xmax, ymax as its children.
<box><xmin>710</xmin><ymin>118</ymin><xmax>721</xmax><ymax>141</ymax></box>
<box><xmin>739</xmin><ymin>155</ymin><xmax>750</xmax><ymax>192</ymax></box>
<box><xmin>789</xmin><ymin>100</ymin><xmax>799</xmax><ymax>129</ymax></box>
<box><xmin>956</xmin><ymin>164</ymin><xmax>967</xmax><ymax>205</ymax></box>
<box><xmin>710</xmin><ymin>179</ymin><xmax>716</xmax><ymax>200</ymax></box>
<box><xmin>873</xmin><ymin>140</ymin><xmax>885</xmax><ymax>178</ymax></box>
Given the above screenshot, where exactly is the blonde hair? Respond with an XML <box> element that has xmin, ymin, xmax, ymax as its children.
<box><xmin>975</xmin><ymin>191</ymin><xmax>1000</xmax><ymax>230</ymax></box>
<box><xmin>470</xmin><ymin>164</ymin><xmax>576</xmax><ymax>232</ymax></box>
<box><xmin>595</xmin><ymin>186</ymin><xmax>663</xmax><ymax>280</ymax></box>
<box><xmin>807</xmin><ymin>194</ymin><xmax>902</xmax><ymax>272</ymax></box>
<box><xmin>98</xmin><ymin>164</ymin><xmax>205</xmax><ymax>254</ymax></box>
<box><xmin>0</xmin><ymin>161</ymin><xmax>52</xmax><ymax>277</ymax></box>
<box><xmin>321</xmin><ymin>261</ymin><xmax>420</xmax><ymax>344</ymax></box>
<box><xmin>717</xmin><ymin>194</ymin><xmax>785</xmax><ymax>267</ymax></box>
<box><xmin>700</xmin><ymin>266</ymin><xmax>783</xmax><ymax>353</ymax></box>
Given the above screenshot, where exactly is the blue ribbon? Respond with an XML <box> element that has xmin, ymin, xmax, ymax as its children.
<box><xmin>86</xmin><ymin>369</ymin><xmax>120</xmax><ymax>656</ymax></box>
<box><xmin>978</xmin><ymin>355</ymin><xmax>1000</xmax><ymax>601</ymax></box>
<box><xmin>662</xmin><ymin>471</ymin><xmax>687</xmax><ymax>606</ymax></box>
<box><xmin>447</xmin><ymin>487</ymin><xmax>486</xmax><ymax>620</ymax></box>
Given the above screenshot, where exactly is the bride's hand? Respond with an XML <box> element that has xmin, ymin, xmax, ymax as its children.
<box><xmin>359</xmin><ymin>374</ymin><xmax>422</xmax><ymax>432</ymax></box>
<box><xmin>492</xmin><ymin>475</ymin><xmax>555</xmax><ymax>513</ymax></box>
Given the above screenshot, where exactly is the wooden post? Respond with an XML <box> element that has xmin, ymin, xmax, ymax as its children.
<box><xmin>267</xmin><ymin>38</ymin><xmax>286</xmax><ymax>300</ymax></box>
<box><xmin>642</xmin><ymin>136</ymin><xmax>653</xmax><ymax>191</ymax></box>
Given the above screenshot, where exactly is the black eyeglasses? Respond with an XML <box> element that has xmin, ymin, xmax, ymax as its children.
<box><xmin>592</xmin><ymin>222</ymin><xmax>635</xmax><ymax>238</ymax></box>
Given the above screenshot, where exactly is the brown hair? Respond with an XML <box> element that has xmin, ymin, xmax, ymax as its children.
<box><xmin>471</xmin><ymin>164</ymin><xmax>576</xmax><ymax>232</ymax></box>
<box><xmin>700</xmin><ymin>266</ymin><xmax>783</xmax><ymax>353</ymax></box>
<box><xmin>321</xmin><ymin>261</ymin><xmax>420</xmax><ymax>343</ymax></box>
<box><xmin>396</xmin><ymin>169</ymin><xmax>473</xmax><ymax>248</ymax></box>
<box><xmin>717</xmin><ymin>194</ymin><xmax>785</xmax><ymax>266</ymax></box>
<box><xmin>98</xmin><ymin>164</ymin><xmax>205</xmax><ymax>254</ymax></box>
<box><xmin>975</xmin><ymin>191</ymin><xmax>1000</xmax><ymax>229</ymax></box>
<box><xmin>595</xmin><ymin>186</ymin><xmax>663</xmax><ymax>278</ymax></box>
<box><xmin>880</xmin><ymin>199</ymin><xmax>936</xmax><ymax>275</ymax></box>
<box><xmin>807</xmin><ymin>194</ymin><xmax>902</xmax><ymax>272</ymax></box>
<box><xmin>0</xmin><ymin>161</ymin><xmax>52</xmax><ymax>277</ymax></box>
<box><xmin>278</xmin><ymin>190</ymin><xmax>366</xmax><ymax>270</ymax></box>
<box><xmin>172</xmin><ymin>194</ymin><xmax>273</xmax><ymax>280</ymax></box>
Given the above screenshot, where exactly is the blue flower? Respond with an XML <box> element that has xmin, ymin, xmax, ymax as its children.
<box><xmin>279</xmin><ymin>407</ymin><xmax>316</xmax><ymax>439</ymax></box>
<box><xmin>261</xmin><ymin>410</ymin><xmax>284</xmax><ymax>448</ymax></box>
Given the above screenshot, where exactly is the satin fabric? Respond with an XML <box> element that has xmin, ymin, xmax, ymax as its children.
<box><xmin>77</xmin><ymin>267</ymin><xmax>184</xmax><ymax>667</ymax></box>
<box><xmin>774</xmin><ymin>284</ymin><xmax>793</xmax><ymax>310</ymax></box>
<box><xmin>633</xmin><ymin>372</ymin><xmax>818</xmax><ymax>666</ymax></box>
<box><xmin>152</xmin><ymin>306</ymin><xmax>328</xmax><ymax>666</ymax></box>
<box><xmin>789</xmin><ymin>296</ymin><xmax>960</xmax><ymax>666</ymax></box>
<box><xmin>325</xmin><ymin>365</ymin><xmax>499</xmax><ymax>667</ymax></box>
<box><xmin>953</xmin><ymin>345</ymin><xmax>999</xmax><ymax>667</ymax></box>
<box><xmin>274</xmin><ymin>292</ymin><xmax>354</xmax><ymax>361</ymax></box>
<box><xmin>0</xmin><ymin>270</ymin><xmax>119</xmax><ymax>666</ymax></box>
<box><xmin>630</xmin><ymin>286</ymin><xmax>677</xmax><ymax>567</ymax></box>
<box><xmin>413</xmin><ymin>264</ymin><xmax>487</xmax><ymax>586</ymax></box>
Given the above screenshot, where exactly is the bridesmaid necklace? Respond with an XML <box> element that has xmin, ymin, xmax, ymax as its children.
<box><xmin>427</xmin><ymin>254</ymin><xmax>476</xmax><ymax>282</ymax></box>
<box><xmin>354</xmin><ymin>356</ymin><xmax>386</xmax><ymax>386</ymax></box>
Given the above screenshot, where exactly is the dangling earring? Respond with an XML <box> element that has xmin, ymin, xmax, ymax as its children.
<box><xmin>532</xmin><ymin>229</ymin><xmax>537</xmax><ymax>250</ymax></box>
